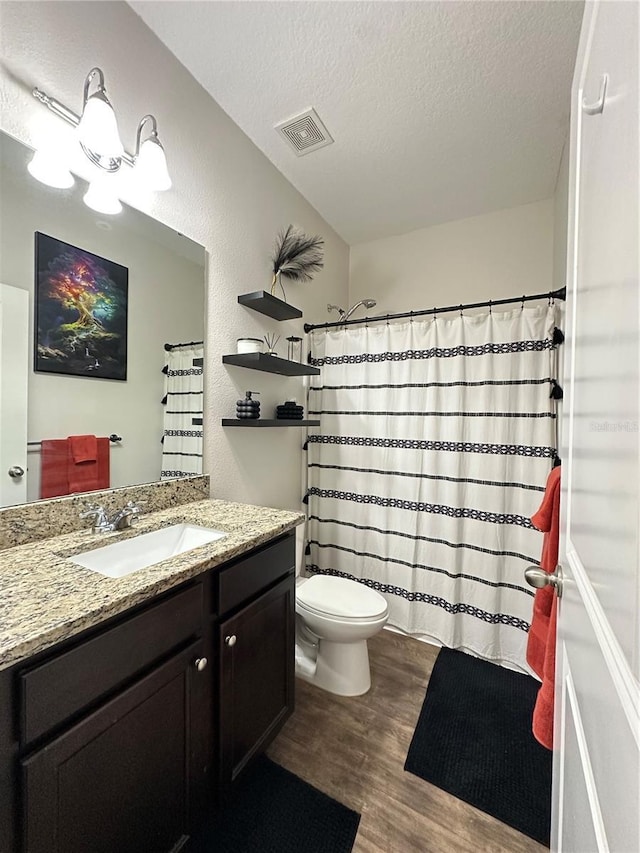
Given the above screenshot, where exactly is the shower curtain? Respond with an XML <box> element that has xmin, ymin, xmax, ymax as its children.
<box><xmin>161</xmin><ymin>344</ymin><xmax>204</xmax><ymax>478</ymax></box>
<box><xmin>306</xmin><ymin>306</ymin><xmax>559</xmax><ymax>670</ymax></box>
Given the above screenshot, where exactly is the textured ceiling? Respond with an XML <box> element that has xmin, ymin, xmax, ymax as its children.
<box><xmin>130</xmin><ymin>1</ymin><xmax>583</xmax><ymax>245</ymax></box>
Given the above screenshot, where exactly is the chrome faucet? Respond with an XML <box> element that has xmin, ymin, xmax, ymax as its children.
<box><xmin>79</xmin><ymin>504</ymin><xmax>112</xmax><ymax>533</ymax></box>
<box><xmin>79</xmin><ymin>501</ymin><xmax>144</xmax><ymax>533</ymax></box>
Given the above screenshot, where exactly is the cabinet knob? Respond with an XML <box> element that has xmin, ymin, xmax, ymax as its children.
<box><xmin>225</xmin><ymin>635</ymin><xmax>237</xmax><ymax>647</ymax></box>
<box><xmin>195</xmin><ymin>657</ymin><xmax>208</xmax><ymax>672</ymax></box>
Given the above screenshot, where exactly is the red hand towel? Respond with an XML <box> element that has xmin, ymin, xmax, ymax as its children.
<box><xmin>40</xmin><ymin>440</ymin><xmax>70</xmax><ymax>499</ymax></box>
<box><xmin>68</xmin><ymin>434</ymin><xmax>98</xmax><ymax>463</ymax></box>
<box><xmin>526</xmin><ymin>465</ymin><xmax>561</xmax><ymax>750</ymax></box>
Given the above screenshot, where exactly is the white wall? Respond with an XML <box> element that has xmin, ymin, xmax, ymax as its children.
<box><xmin>0</xmin><ymin>152</ymin><xmax>204</xmax><ymax>501</ymax></box>
<box><xmin>553</xmin><ymin>141</ymin><xmax>570</xmax><ymax>291</ymax></box>
<box><xmin>0</xmin><ymin>0</ymin><xmax>350</xmax><ymax>511</ymax></box>
<box><xmin>552</xmin><ymin>139</ymin><xmax>570</xmax><ymax>447</ymax></box>
<box><xmin>349</xmin><ymin>198</ymin><xmax>554</xmax><ymax>313</ymax></box>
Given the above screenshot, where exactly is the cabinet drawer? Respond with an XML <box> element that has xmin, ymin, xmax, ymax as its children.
<box><xmin>218</xmin><ymin>533</ymin><xmax>295</xmax><ymax>615</ymax></box>
<box><xmin>20</xmin><ymin>582</ymin><xmax>203</xmax><ymax>747</ymax></box>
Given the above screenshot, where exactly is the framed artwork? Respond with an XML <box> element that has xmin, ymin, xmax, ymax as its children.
<box><xmin>34</xmin><ymin>232</ymin><xmax>128</xmax><ymax>380</ymax></box>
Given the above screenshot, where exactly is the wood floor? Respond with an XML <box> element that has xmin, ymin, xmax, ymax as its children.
<box><xmin>268</xmin><ymin>629</ymin><xmax>547</xmax><ymax>853</ymax></box>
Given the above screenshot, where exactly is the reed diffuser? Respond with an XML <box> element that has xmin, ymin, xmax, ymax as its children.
<box><xmin>264</xmin><ymin>333</ymin><xmax>280</xmax><ymax>356</ymax></box>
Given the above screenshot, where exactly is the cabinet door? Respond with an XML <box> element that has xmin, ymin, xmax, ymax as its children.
<box><xmin>218</xmin><ymin>573</ymin><xmax>294</xmax><ymax>788</ymax></box>
<box><xmin>22</xmin><ymin>640</ymin><xmax>210</xmax><ymax>853</ymax></box>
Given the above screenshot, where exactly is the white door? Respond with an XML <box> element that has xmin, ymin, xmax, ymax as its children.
<box><xmin>0</xmin><ymin>283</ymin><xmax>29</xmax><ymax>506</ymax></box>
<box><xmin>553</xmin><ymin>2</ymin><xmax>639</xmax><ymax>851</ymax></box>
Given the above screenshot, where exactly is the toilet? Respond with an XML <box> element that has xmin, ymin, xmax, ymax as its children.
<box><xmin>295</xmin><ymin>575</ymin><xmax>389</xmax><ymax>696</ymax></box>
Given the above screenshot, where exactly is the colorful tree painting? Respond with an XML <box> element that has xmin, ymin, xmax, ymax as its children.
<box><xmin>35</xmin><ymin>233</ymin><xmax>128</xmax><ymax>380</ymax></box>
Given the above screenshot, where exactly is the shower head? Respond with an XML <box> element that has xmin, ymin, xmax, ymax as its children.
<box><xmin>342</xmin><ymin>298</ymin><xmax>377</xmax><ymax>321</ymax></box>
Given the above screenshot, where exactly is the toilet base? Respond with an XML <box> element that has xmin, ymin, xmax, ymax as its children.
<box><xmin>295</xmin><ymin>637</ymin><xmax>372</xmax><ymax>696</ymax></box>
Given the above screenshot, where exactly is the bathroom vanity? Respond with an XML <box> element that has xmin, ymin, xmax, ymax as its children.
<box><xmin>0</xmin><ymin>500</ymin><xmax>301</xmax><ymax>853</ymax></box>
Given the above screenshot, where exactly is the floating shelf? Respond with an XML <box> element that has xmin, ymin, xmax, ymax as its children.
<box><xmin>222</xmin><ymin>353</ymin><xmax>320</xmax><ymax>376</ymax></box>
<box><xmin>238</xmin><ymin>290</ymin><xmax>302</xmax><ymax>321</ymax></box>
<box><xmin>222</xmin><ymin>419</ymin><xmax>320</xmax><ymax>428</ymax></box>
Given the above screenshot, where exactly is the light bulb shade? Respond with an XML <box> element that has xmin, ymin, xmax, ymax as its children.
<box><xmin>77</xmin><ymin>92</ymin><xmax>124</xmax><ymax>160</ymax></box>
<box><xmin>83</xmin><ymin>175</ymin><xmax>122</xmax><ymax>215</ymax></box>
<box><xmin>135</xmin><ymin>136</ymin><xmax>172</xmax><ymax>191</ymax></box>
<box><xmin>27</xmin><ymin>149</ymin><xmax>75</xmax><ymax>189</ymax></box>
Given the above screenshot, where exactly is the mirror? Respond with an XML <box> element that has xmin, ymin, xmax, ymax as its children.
<box><xmin>0</xmin><ymin>131</ymin><xmax>206</xmax><ymax>507</ymax></box>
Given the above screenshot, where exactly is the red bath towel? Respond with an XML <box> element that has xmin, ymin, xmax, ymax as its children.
<box><xmin>40</xmin><ymin>438</ymin><xmax>110</xmax><ymax>498</ymax></box>
<box><xmin>526</xmin><ymin>465</ymin><xmax>561</xmax><ymax>750</ymax></box>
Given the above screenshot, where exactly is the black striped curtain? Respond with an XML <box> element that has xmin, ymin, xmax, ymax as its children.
<box><xmin>161</xmin><ymin>345</ymin><xmax>204</xmax><ymax>478</ymax></box>
<box><xmin>306</xmin><ymin>306</ymin><xmax>559</xmax><ymax>671</ymax></box>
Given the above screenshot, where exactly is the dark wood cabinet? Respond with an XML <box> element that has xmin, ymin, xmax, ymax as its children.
<box><xmin>21</xmin><ymin>639</ymin><xmax>209</xmax><ymax>853</ymax></box>
<box><xmin>218</xmin><ymin>573</ymin><xmax>295</xmax><ymax>787</ymax></box>
<box><xmin>0</xmin><ymin>529</ymin><xmax>296</xmax><ymax>852</ymax></box>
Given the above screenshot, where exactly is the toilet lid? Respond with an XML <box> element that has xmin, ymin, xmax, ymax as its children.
<box><xmin>297</xmin><ymin>576</ymin><xmax>388</xmax><ymax>619</ymax></box>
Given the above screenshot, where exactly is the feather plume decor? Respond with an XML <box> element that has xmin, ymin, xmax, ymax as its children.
<box><xmin>270</xmin><ymin>225</ymin><xmax>324</xmax><ymax>297</ymax></box>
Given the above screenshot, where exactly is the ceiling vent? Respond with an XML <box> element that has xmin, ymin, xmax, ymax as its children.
<box><xmin>275</xmin><ymin>108</ymin><xmax>334</xmax><ymax>156</ymax></box>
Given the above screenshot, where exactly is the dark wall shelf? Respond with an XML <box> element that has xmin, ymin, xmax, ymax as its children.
<box><xmin>222</xmin><ymin>353</ymin><xmax>320</xmax><ymax>376</ymax></box>
<box><xmin>222</xmin><ymin>419</ymin><xmax>320</xmax><ymax>428</ymax></box>
<box><xmin>238</xmin><ymin>291</ymin><xmax>302</xmax><ymax>321</ymax></box>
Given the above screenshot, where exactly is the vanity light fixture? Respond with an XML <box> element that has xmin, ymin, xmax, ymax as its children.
<box><xmin>76</xmin><ymin>67</ymin><xmax>124</xmax><ymax>170</ymax></box>
<box><xmin>133</xmin><ymin>115</ymin><xmax>172</xmax><ymax>191</ymax></box>
<box><xmin>29</xmin><ymin>67</ymin><xmax>172</xmax><ymax>209</ymax></box>
<box><xmin>27</xmin><ymin>148</ymin><xmax>75</xmax><ymax>189</ymax></box>
<box><xmin>83</xmin><ymin>174</ymin><xmax>123</xmax><ymax>216</ymax></box>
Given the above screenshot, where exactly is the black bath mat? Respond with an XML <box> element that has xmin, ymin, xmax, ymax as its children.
<box><xmin>405</xmin><ymin>647</ymin><xmax>552</xmax><ymax>846</ymax></box>
<box><xmin>208</xmin><ymin>756</ymin><xmax>360</xmax><ymax>853</ymax></box>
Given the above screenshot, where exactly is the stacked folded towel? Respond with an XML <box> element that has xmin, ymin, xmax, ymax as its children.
<box><xmin>276</xmin><ymin>401</ymin><xmax>304</xmax><ymax>420</ymax></box>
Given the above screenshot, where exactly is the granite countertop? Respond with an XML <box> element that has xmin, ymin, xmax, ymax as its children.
<box><xmin>0</xmin><ymin>499</ymin><xmax>304</xmax><ymax>672</ymax></box>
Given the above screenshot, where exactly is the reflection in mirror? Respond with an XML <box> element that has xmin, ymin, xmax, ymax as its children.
<box><xmin>0</xmin><ymin>131</ymin><xmax>205</xmax><ymax>507</ymax></box>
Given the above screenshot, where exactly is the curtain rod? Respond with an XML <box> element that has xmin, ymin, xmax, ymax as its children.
<box><xmin>303</xmin><ymin>286</ymin><xmax>566</xmax><ymax>333</ymax></box>
<box><xmin>164</xmin><ymin>340</ymin><xmax>204</xmax><ymax>351</ymax></box>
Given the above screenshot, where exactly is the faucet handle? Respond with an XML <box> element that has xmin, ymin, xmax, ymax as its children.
<box><xmin>79</xmin><ymin>503</ymin><xmax>106</xmax><ymax>520</ymax></box>
<box><xmin>110</xmin><ymin>500</ymin><xmax>146</xmax><ymax>530</ymax></box>
<box><xmin>79</xmin><ymin>504</ymin><xmax>110</xmax><ymax>532</ymax></box>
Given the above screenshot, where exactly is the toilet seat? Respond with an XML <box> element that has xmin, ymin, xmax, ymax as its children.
<box><xmin>297</xmin><ymin>575</ymin><xmax>388</xmax><ymax>621</ymax></box>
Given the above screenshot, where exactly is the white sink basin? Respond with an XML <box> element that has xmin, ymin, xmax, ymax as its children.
<box><xmin>68</xmin><ymin>523</ymin><xmax>227</xmax><ymax>578</ymax></box>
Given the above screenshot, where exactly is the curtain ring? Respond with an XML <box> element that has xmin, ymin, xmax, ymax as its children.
<box><xmin>459</xmin><ymin>304</ymin><xmax>463</xmax><ymax>318</ymax></box>
<box><xmin>489</xmin><ymin>299</ymin><xmax>492</xmax><ymax>315</ymax></box>
<box><xmin>433</xmin><ymin>306</ymin><xmax>437</xmax><ymax>322</ymax></box>
<box><xmin>410</xmin><ymin>310</ymin><xmax>414</xmax><ymax>324</ymax></box>
<box><xmin>521</xmin><ymin>295</ymin><xmax>525</xmax><ymax>311</ymax></box>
